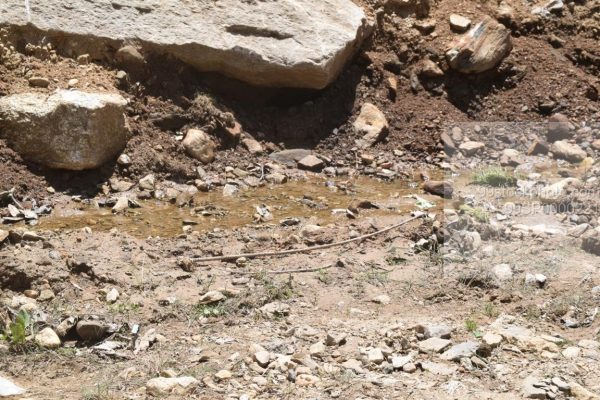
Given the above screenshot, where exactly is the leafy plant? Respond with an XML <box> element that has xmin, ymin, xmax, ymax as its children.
<box><xmin>459</xmin><ymin>204</ymin><xmax>490</xmax><ymax>223</ymax></box>
<box><xmin>193</xmin><ymin>303</ymin><xmax>226</xmax><ymax>319</ymax></box>
<box><xmin>2</xmin><ymin>310</ymin><xmax>33</xmax><ymax>349</ymax></box>
<box><xmin>472</xmin><ymin>167</ymin><xmax>518</xmax><ymax>187</ymax></box>
<box><xmin>465</xmin><ymin>318</ymin><xmax>482</xmax><ymax>338</ymax></box>
<box><xmin>483</xmin><ymin>302</ymin><xmax>499</xmax><ymax>318</ymax></box>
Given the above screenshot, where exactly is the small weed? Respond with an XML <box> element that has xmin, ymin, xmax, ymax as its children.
<box><xmin>465</xmin><ymin>318</ymin><xmax>482</xmax><ymax>337</ymax></box>
<box><xmin>472</xmin><ymin>167</ymin><xmax>518</xmax><ymax>187</ymax></box>
<box><xmin>459</xmin><ymin>204</ymin><xmax>490</xmax><ymax>223</ymax></box>
<box><xmin>1</xmin><ymin>310</ymin><xmax>34</xmax><ymax>351</ymax></box>
<box><xmin>385</xmin><ymin>247</ymin><xmax>408</xmax><ymax>266</ymax></box>
<box><xmin>363</xmin><ymin>269</ymin><xmax>389</xmax><ymax>286</ymax></box>
<box><xmin>524</xmin><ymin>304</ymin><xmax>542</xmax><ymax>320</ymax></box>
<box><xmin>483</xmin><ymin>302</ymin><xmax>499</xmax><ymax>318</ymax></box>
<box><xmin>317</xmin><ymin>269</ymin><xmax>333</xmax><ymax>285</ymax></box>
<box><xmin>193</xmin><ymin>303</ymin><xmax>226</xmax><ymax>319</ymax></box>
<box><xmin>108</xmin><ymin>302</ymin><xmax>140</xmax><ymax>315</ymax></box>
<box><xmin>81</xmin><ymin>383</ymin><xmax>117</xmax><ymax>400</ymax></box>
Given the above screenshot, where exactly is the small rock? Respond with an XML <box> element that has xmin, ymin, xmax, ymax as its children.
<box><xmin>402</xmin><ymin>362</ymin><xmax>417</xmax><ymax>373</ymax></box>
<box><xmin>522</xmin><ymin>376</ymin><xmax>547</xmax><ymax>399</ymax></box>
<box><xmin>418</xmin><ymin>337</ymin><xmax>452</xmax><ymax>353</ymax></box>
<box><xmin>459</xmin><ymin>141</ymin><xmax>485</xmax><ymax>156</ymax></box>
<box><xmin>242</xmin><ymin>138</ymin><xmax>264</xmax><ymax>155</ymax></box>
<box><xmin>297</xmin><ymin>155</ymin><xmax>324</xmax><ymax>171</ymax></box>
<box><xmin>483</xmin><ymin>332</ymin><xmax>503</xmax><ymax>348</ymax></box>
<box><xmin>309</xmin><ymin>341</ymin><xmax>326</xmax><ymax>357</ymax></box>
<box><xmin>551</xmin><ymin>141</ymin><xmax>587</xmax><ymax>163</ymax></box>
<box><xmin>419</xmin><ymin>59</ymin><xmax>444</xmax><ymax>78</ymax></box>
<box><xmin>214</xmin><ymin>370</ymin><xmax>232</xmax><ymax>380</ymax></box>
<box><xmin>139</xmin><ymin>174</ymin><xmax>156</xmax><ymax>191</ymax></box>
<box><xmin>182</xmin><ymin>129</ymin><xmax>216</xmax><ymax>164</ymax></box>
<box><xmin>198</xmin><ymin>291</ymin><xmax>225</xmax><ymax>305</ymax></box>
<box><xmin>296</xmin><ymin>374</ymin><xmax>320</xmax><ymax>386</ymax></box>
<box><xmin>492</xmin><ymin>264</ymin><xmax>513</xmax><ymax>281</ymax></box>
<box><xmin>105</xmin><ymin>288</ymin><xmax>119</xmax><ymax>304</ymax></box>
<box><xmin>372</xmin><ymin>294</ymin><xmax>391</xmax><ymax>305</ymax></box>
<box><xmin>145</xmin><ymin>377</ymin><xmax>198</xmax><ymax>396</ymax></box>
<box><xmin>354</xmin><ymin>103</ymin><xmax>388</xmax><ymax>148</ymax></box>
<box><xmin>562</xmin><ymin>346</ymin><xmax>581</xmax><ymax>359</ymax></box>
<box><xmin>34</xmin><ymin>327</ymin><xmax>61</xmax><ymax>349</ymax></box>
<box><xmin>29</xmin><ymin>76</ymin><xmax>50</xmax><ymax>88</ymax></box>
<box><xmin>76</xmin><ymin>320</ymin><xmax>107</xmax><ymax>342</ymax></box>
<box><xmin>117</xmin><ymin>153</ymin><xmax>132</xmax><ymax>166</ymax></box>
<box><xmin>325</xmin><ymin>332</ymin><xmax>347</xmax><ymax>346</ymax></box>
<box><xmin>449</xmin><ymin>14</ymin><xmax>471</xmax><ymax>32</ymax></box>
<box><xmin>391</xmin><ymin>355</ymin><xmax>412</xmax><ymax>369</ymax></box>
<box><xmin>367</xmin><ymin>348</ymin><xmax>385</xmax><ymax>364</ymax></box>
<box><xmin>0</xmin><ymin>376</ymin><xmax>26</xmax><ymax>397</ymax></box>
<box><xmin>528</xmin><ymin>139</ymin><xmax>550</xmax><ymax>155</ymax></box>
<box><xmin>547</xmin><ymin>113</ymin><xmax>573</xmax><ymax>142</ymax></box>
<box><xmin>442</xmin><ymin>341</ymin><xmax>479</xmax><ymax>361</ymax></box>
<box><xmin>423</xmin><ymin>180</ymin><xmax>453</xmax><ymax>198</ymax></box>
<box><xmin>254</xmin><ymin>350</ymin><xmax>271</xmax><ymax>367</ymax></box>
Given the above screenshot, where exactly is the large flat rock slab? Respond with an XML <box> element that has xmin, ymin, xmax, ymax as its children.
<box><xmin>0</xmin><ymin>0</ymin><xmax>372</xmax><ymax>89</ymax></box>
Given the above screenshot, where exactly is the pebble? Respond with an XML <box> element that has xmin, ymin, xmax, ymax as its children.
<box><xmin>34</xmin><ymin>327</ymin><xmax>61</xmax><ymax>349</ymax></box>
<box><xmin>372</xmin><ymin>294</ymin><xmax>391</xmax><ymax>305</ymax></box>
<box><xmin>418</xmin><ymin>337</ymin><xmax>452</xmax><ymax>353</ymax></box>
<box><xmin>145</xmin><ymin>377</ymin><xmax>198</xmax><ymax>396</ymax></box>
<box><xmin>29</xmin><ymin>76</ymin><xmax>50</xmax><ymax>88</ymax></box>
<box><xmin>449</xmin><ymin>14</ymin><xmax>471</xmax><ymax>32</ymax></box>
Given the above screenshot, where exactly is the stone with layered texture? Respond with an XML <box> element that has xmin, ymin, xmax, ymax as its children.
<box><xmin>0</xmin><ymin>90</ymin><xmax>127</xmax><ymax>170</ymax></box>
<box><xmin>446</xmin><ymin>17</ymin><xmax>512</xmax><ymax>73</ymax></box>
<box><xmin>0</xmin><ymin>0</ymin><xmax>372</xmax><ymax>89</ymax></box>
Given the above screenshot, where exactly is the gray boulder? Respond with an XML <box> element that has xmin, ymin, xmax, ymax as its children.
<box><xmin>0</xmin><ymin>90</ymin><xmax>127</xmax><ymax>170</ymax></box>
<box><xmin>0</xmin><ymin>0</ymin><xmax>372</xmax><ymax>89</ymax></box>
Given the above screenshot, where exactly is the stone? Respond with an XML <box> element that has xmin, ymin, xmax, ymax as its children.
<box><xmin>34</xmin><ymin>327</ymin><xmax>61</xmax><ymax>349</ymax></box>
<box><xmin>570</xmin><ymin>382</ymin><xmax>600</xmax><ymax>400</ymax></box>
<box><xmin>198</xmin><ymin>290</ymin><xmax>225</xmax><ymax>305</ymax></box>
<box><xmin>539</xmin><ymin>178</ymin><xmax>582</xmax><ymax>203</ymax></box>
<box><xmin>241</xmin><ymin>138</ymin><xmax>263</xmax><ymax>155</ymax></box>
<box><xmin>259</xmin><ymin>301</ymin><xmax>290</xmax><ymax>317</ymax></box>
<box><xmin>341</xmin><ymin>359</ymin><xmax>364</xmax><ymax>374</ymax></box>
<box><xmin>522</xmin><ymin>376</ymin><xmax>547</xmax><ymax>399</ymax></box>
<box><xmin>551</xmin><ymin>377</ymin><xmax>570</xmax><ymax>392</ymax></box>
<box><xmin>528</xmin><ymin>139</ymin><xmax>550</xmax><ymax>155</ymax></box>
<box><xmin>547</xmin><ymin>113</ymin><xmax>573</xmax><ymax>142</ymax></box>
<box><xmin>112</xmin><ymin>197</ymin><xmax>129</xmax><ymax>213</ymax></box>
<box><xmin>76</xmin><ymin>320</ymin><xmax>108</xmax><ymax>342</ymax></box>
<box><xmin>139</xmin><ymin>174</ymin><xmax>156</xmax><ymax>191</ymax></box>
<box><xmin>551</xmin><ymin>141</ymin><xmax>587</xmax><ymax>162</ymax></box>
<box><xmin>0</xmin><ymin>376</ymin><xmax>26</xmax><ymax>397</ymax></box>
<box><xmin>115</xmin><ymin>45</ymin><xmax>145</xmax><ymax>67</ymax></box>
<box><xmin>145</xmin><ymin>377</ymin><xmax>198</xmax><ymax>396</ymax></box>
<box><xmin>492</xmin><ymin>264</ymin><xmax>513</xmax><ymax>281</ymax></box>
<box><xmin>391</xmin><ymin>355</ymin><xmax>412</xmax><ymax>369</ymax></box>
<box><xmin>446</xmin><ymin>17</ymin><xmax>512</xmax><ymax>73</ymax></box>
<box><xmin>418</xmin><ymin>337</ymin><xmax>452</xmax><ymax>353</ymax></box>
<box><xmin>354</xmin><ymin>103</ymin><xmax>388</xmax><ymax>148</ymax></box>
<box><xmin>214</xmin><ymin>370</ymin><xmax>232</xmax><ymax>380</ymax></box>
<box><xmin>582</xmin><ymin>233</ymin><xmax>600</xmax><ymax>256</ymax></box>
<box><xmin>483</xmin><ymin>332</ymin><xmax>503</xmax><ymax>348</ymax></box>
<box><xmin>419</xmin><ymin>323</ymin><xmax>452</xmax><ymax>339</ymax></box>
<box><xmin>419</xmin><ymin>59</ymin><xmax>444</xmax><ymax>78</ymax></box>
<box><xmin>420</xmin><ymin>361</ymin><xmax>458</xmax><ymax>375</ymax></box>
<box><xmin>270</xmin><ymin>149</ymin><xmax>312</xmax><ymax>166</ymax></box>
<box><xmin>402</xmin><ymin>362</ymin><xmax>417</xmax><ymax>373</ymax></box>
<box><xmin>0</xmin><ymin>90</ymin><xmax>128</xmax><ymax>170</ymax></box>
<box><xmin>449</xmin><ymin>14</ymin><xmax>471</xmax><ymax>32</ymax></box>
<box><xmin>309</xmin><ymin>341</ymin><xmax>326</xmax><ymax>357</ymax></box>
<box><xmin>459</xmin><ymin>141</ymin><xmax>485</xmax><ymax>155</ymax></box>
<box><xmin>500</xmin><ymin>149</ymin><xmax>523</xmax><ymax>166</ymax></box>
<box><xmin>298</xmin><ymin>155</ymin><xmax>324</xmax><ymax>171</ymax></box>
<box><xmin>117</xmin><ymin>153</ymin><xmax>132</xmax><ymax>166</ymax></box>
<box><xmin>105</xmin><ymin>288</ymin><xmax>119</xmax><ymax>303</ymax></box>
<box><xmin>562</xmin><ymin>346</ymin><xmax>581</xmax><ymax>359</ymax></box>
<box><xmin>182</xmin><ymin>129</ymin><xmax>216</xmax><ymax>164</ymax></box>
<box><xmin>28</xmin><ymin>76</ymin><xmax>50</xmax><ymax>88</ymax></box>
<box><xmin>441</xmin><ymin>341</ymin><xmax>479</xmax><ymax>361</ymax></box>
<box><xmin>423</xmin><ymin>181</ymin><xmax>453</xmax><ymax>198</ymax></box>
<box><xmin>296</xmin><ymin>374</ymin><xmax>320</xmax><ymax>386</ymax></box>
<box><xmin>254</xmin><ymin>351</ymin><xmax>271</xmax><ymax>367</ymax></box>
<box><xmin>372</xmin><ymin>294</ymin><xmax>391</xmax><ymax>305</ymax></box>
<box><xmin>325</xmin><ymin>332</ymin><xmax>347</xmax><ymax>346</ymax></box>
<box><xmin>0</xmin><ymin>0</ymin><xmax>371</xmax><ymax>89</ymax></box>
<box><xmin>367</xmin><ymin>348</ymin><xmax>385</xmax><ymax>364</ymax></box>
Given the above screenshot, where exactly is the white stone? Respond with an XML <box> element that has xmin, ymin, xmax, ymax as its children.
<box><xmin>0</xmin><ymin>376</ymin><xmax>26</xmax><ymax>397</ymax></box>
<box><xmin>145</xmin><ymin>377</ymin><xmax>198</xmax><ymax>396</ymax></box>
<box><xmin>34</xmin><ymin>327</ymin><xmax>61</xmax><ymax>349</ymax></box>
<box><xmin>0</xmin><ymin>0</ymin><xmax>372</xmax><ymax>89</ymax></box>
<box><xmin>354</xmin><ymin>103</ymin><xmax>388</xmax><ymax>148</ymax></box>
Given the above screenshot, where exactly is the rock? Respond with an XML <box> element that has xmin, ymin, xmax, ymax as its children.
<box><xmin>367</xmin><ymin>348</ymin><xmax>385</xmax><ymax>364</ymax></box>
<box><xmin>539</xmin><ymin>178</ymin><xmax>582</xmax><ymax>203</ymax></box>
<box><xmin>270</xmin><ymin>149</ymin><xmax>312</xmax><ymax>166</ymax></box>
<box><xmin>402</xmin><ymin>362</ymin><xmax>417</xmax><ymax>373</ymax></box>
<box><xmin>372</xmin><ymin>294</ymin><xmax>391</xmax><ymax>305</ymax></box>
<box><xmin>522</xmin><ymin>376</ymin><xmax>547</xmax><ymax>399</ymax></box>
<box><xmin>418</xmin><ymin>337</ymin><xmax>452</xmax><ymax>353</ymax></box>
<box><xmin>198</xmin><ymin>291</ymin><xmax>225</xmax><ymax>305</ymax></box>
<box><xmin>441</xmin><ymin>341</ymin><xmax>479</xmax><ymax>361</ymax></box>
<box><xmin>483</xmin><ymin>332</ymin><xmax>503</xmax><ymax>348</ymax></box>
<box><xmin>446</xmin><ymin>17</ymin><xmax>512</xmax><ymax>73</ymax></box>
<box><xmin>112</xmin><ymin>197</ymin><xmax>129</xmax><ymax>213</ymax></box>
<box><xmin>500</xmin><ymin>149</ymin><xmax>523</xmax><ymax>166</ymax></box>
<box><xmin>297</xmin><ymin>155</ymin><xmax>324</xmax><ymax>171</ymax></box>
<box><xmin>0</xmin><ymin>376</ymin><xmax>26</xmax><ymax>397</ymax></box>
<box><xmin>562</xmin><ymin>346</ymin><xmax>581</xmax><ymax>359</ymax></box>
<box><xmin>528</xmin><ymin>139</ymin><xmax>550</xmax><ymax>155</ymax></box>
<box><xmin>145</xmin><ymin>377</ymin><xmax>198</xmax><ymax>396</ymax></box>
<box><xmin>117</xmin><ymin>153</ymin><xmax>132</xmax><ymax>166</ymax></box>
<box><xmin>423</xmin><ymin>181</ymin><xmax>453</xmax><ymax>198</ymax></box>
<box><xmin>0</xmin><ymin>0</ymin><xmax>371</xmax><ymax>89</ymax></box>
<box><xmin>296</xmin><ymin>374</ymin><xmax>320</xmax><ymax>386</ymax></box>
<box><xmin>138</xmin><ymin>174</ymin><xmax>156</xmax><ymax>191</ymax></box>
<box><xmin>105</xmin><ymin>288</ymin><xmax>119</xmax><ymax>303</ymax></box>
<box><xmin>582</xmin><ymin>233</ymin><xmax>600</xmax><ymax>256</ymax></box>
<box><xmin>547</xmin><ymin>113</ymin><xmax>573</xmax><ymax>142</ymax></box>
<box><xmin>419</xmin><ymin>59</ymin><xmax>444</xmax><ymax>78</ymax></box>
<box><xmin>214</xmin><ymin>370</ymin><xmax>232</xmax><ymax>380</ymax></box>
<box><xmin>391</xmin><ymin>355</ymin><xmax>412</xmax><ymax>369</ymax></box>
<box><xmin>441</xmin><ymin>132</ymin><xmax>456</xmax><ymax>154</ymax></box>
<box><xmin>325</xmin><ymin>332</ymin><xmax>347</xmax><ymax>346</ymax></box>
<box><xmin>449</xmin><ymin>14</ymin><xmax>471</xmax><ymax>32</ymax></box>
<box><xmin>354</xmin><ymin>103</ymin><xmax>388</xmax><ymax>148</ymax></box>
<box><xmin>34</xmin><ymin>327</ymin><xmax>61</xmax><ymax>349</ymax></box>
<box><xmin>492</xmin><ymin>263</ymin><xmax>513</xmax><ymax>281</ymax></box>
<box><xmin>28</xmin><ymin>76</ymin><xmax>50</xmax><ymax>88</ymax></box>
<box><xmin>309</xmin><ymin>341</ymin><xmax>326</xmax><ymax>357</ymax></box>
<box><xmin>223</xmin><ymin>184</ymin><xmax>240</xmax><ymax>197</ymax></box>
<box><xmin>0</xmin><ymin>90</ymin><xmax>128</xmax><ymax>170</ymax></box>
<box><xmin>0</xmin><ymin>230</ymin><xmax>8</xmax><ymax>244</ymax></box>
<box><xmin>241</xmin><ymin>138</ymin><xmax>264</xmax><ymax>155</ymax></box>
<box><xmin>459</xmin><ymin>141</ymin><xmax>485</xmax><ymax>156</ymax></box>
<box><xmin>115</xmin><ymin>45</ymin><xmax>145</xmax><ymax>68</ymax></box>
<box><xmin>341</xmin><ymin>358</ymin><xmax>364</xmax><ymax>374</ymax></box>
<box><xmin>414</xmin><ymin>323</ymin><xmax>452</xmax><ymax>339</ymax></box>
<box><xmin>182</xmin><ymin>129</ymin><xmax>216</xmax><ymax>164</ymax></box>
<box><xmin>76</xmin><ymin>320</ymin><xmax>108</xmax><ymax>342</ymax></box>
<box><xmin>551</xmin><ymin>377</ymin><xmax>570</xmax><ymax>392</ymax></box>
<box><xmin>420</xmin><ymin>361</ymin><xmax>458</xmax><ymax>375</ymax></box>
<box><xmin>254</xmin><ymin>351</ymin><xmax>271</xmax><ymax>367</ymax></box>
<box><xmin>551</xmin><ymin>141</ymin><xmax>587</xmax><ymax>162</ymax></box>
<box><xmin>570</xmin><ymin>382</ymin><xmax>600</xmax><ymax>400</ymax></box>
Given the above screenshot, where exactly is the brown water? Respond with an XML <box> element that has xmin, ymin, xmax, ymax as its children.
<box><xmin>37</xmin><ymin>176</ymin><xmax>438</xmax><ymax>238</ymax></box>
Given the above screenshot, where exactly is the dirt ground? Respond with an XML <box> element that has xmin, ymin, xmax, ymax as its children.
<box><xmin>1</xmin><ymin>0</ymin><xmax>600</xmax><ymax>399</ymax></box>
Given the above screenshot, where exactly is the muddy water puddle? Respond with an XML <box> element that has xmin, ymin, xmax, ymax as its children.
<box><xmin>37</xmin><ymin>177</ymin><xmax>438</xmax><ymax>238</ymax></box>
